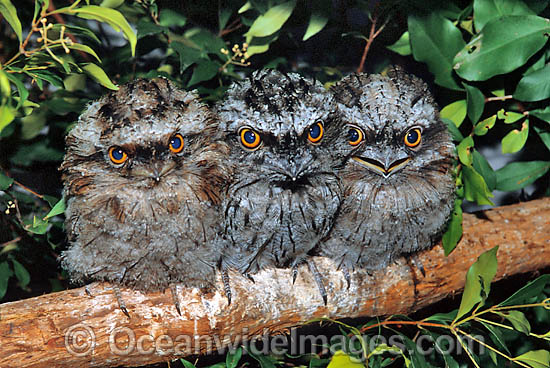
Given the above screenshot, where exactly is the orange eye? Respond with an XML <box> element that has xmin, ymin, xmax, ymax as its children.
<box><xmin>108</xmin><ymin>146</ymin><xmax>128</xmax><ymax>165</ymax></box>
<box><xmin>404</xmin><ymin>127</ymin><xmax>422</xmax><ymax>148</ymax></box>
<box><xmin>307</xmin><ymin>121</ymin><xmax>324</xmax><ymax>144</ymax></box>
<box><xmin>239</xmin><ymin>128</ymin><xmax>261</xmax><ymax>150</ymax></box>
<box><xmin>348</xmin><ymin>126</ymin><xmax>364</xmax><ymax>146</ymax></box>
<box><xmin>169</xmin><ymin>133</ymin><xmax>184</xmax><ymax>154</ymax></box>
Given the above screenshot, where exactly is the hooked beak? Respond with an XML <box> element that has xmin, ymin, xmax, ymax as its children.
<box><xmin>352</xmin><ymin>156</ymin><xmax>411</xmax><ymax>178</ymax></box>
<box><xmin>133</xmin><ymin>161</ymin><xmax>177</xmax><ymax>182</ymax></box>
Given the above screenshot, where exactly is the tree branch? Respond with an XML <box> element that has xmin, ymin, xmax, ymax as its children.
<box><xmin>1</xmin><ymin>198</ymin><xmax>549</xmax><ymax>368</ymax></box>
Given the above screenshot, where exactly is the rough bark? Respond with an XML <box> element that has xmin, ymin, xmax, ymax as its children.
<box><xmin>0</xmin><ymin>198</ymin><xmax>549</xmax><ymax>368</ymax></box>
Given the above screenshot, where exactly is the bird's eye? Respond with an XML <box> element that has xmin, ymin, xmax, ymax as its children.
<box><xmin>239</xmin><ymin>128</ymin><xmax>261</xmax><ymax>150</ymax></box>
<box><xmin>348</xmin><ymin>126</ymin><xmax>364</xmax><ymax>146</ymax></box>
<box><xmin>307</xmin><ymin>121</ymin><xmax>324</xmax><ymax>144</ymax></box>
<box><xmin>169</xmin><ymin>133</ymin><xmax>184</xmax><ymax>154</ymax></box>
<box><xmin>108</xmin><ymin>146</ymin><xmax>128</xmax><ymax>165</ymax></box>
<box><xmin>404</xmin><ymin>127</ymin><xmax>422</xmax><ymax>148</ymax></box>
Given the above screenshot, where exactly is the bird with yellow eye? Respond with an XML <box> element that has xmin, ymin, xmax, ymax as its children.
<box><xmin>215</xmin><ymin>69</ymin><xmax>356</xmax><ymax>304</ymax></box>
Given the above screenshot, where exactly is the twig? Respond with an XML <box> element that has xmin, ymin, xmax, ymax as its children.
<box><xmin>485</xmin><ymin>95</ymin><xmax>513</xmax><ymax>102</ymax></box>
<box><xmin>219</xmin><ymin>18</ymin><xmax>243</xmax><ymax>37</ymax></box>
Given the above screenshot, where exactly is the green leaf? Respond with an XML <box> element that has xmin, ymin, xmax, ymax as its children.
<box><xmin>501</xmin><ymin>120</ymin><xmax>529</xmax><ymax>154</ymax></box>
<box><xmin>187</xmin><ymin>60</ymin><xmax>220</xmax><ymax>87</ymax></box>
<box><xmin>137</xmin><ymin>18</ymin><xmax>164</xmax><ymax>39</ymax></box>
<box><xmin>82</xmin><ymin>63</ymin><xmax>118</xmax><ymax>90</ymax></box>
<box><xmin>440</xmin><ymin>100</ymin><xmax>467</xmax><ymax>127</ymax></box>
<box><xmin>0</xmin><ymin>261</ymin><xmax>13</xmax><ymax>299</ymax></box>
<box><xmin>170</xmin><ymin>42</ymin><xmax>203</xmax><ymax>74</ymax></box>
<box><xmin>0</xmin><ymin>0</ymin><xmax>22</xmax><ymax>42</ymax></box>
<box><xmin>534</xmin><ymin>126</ymin><xmax>550</xmax><ymax>151</ymax></box>
<box><xmin>67</xmin><ymin>43</ymin><xmax>101</xmax><ymax>63</ymax></box>
<box><xmin>441</xmin><ymin>118</ymin><xmax>464</xmax><ymax>142</ymax></box>
<box><xmin>457</xmin><ymin>136</ymin><xmax>474</xmax><ymax>166</ymax></box>
<box><xmin>462</xmin><ymin>165</ymin><xmax>494</xmax><ymax>205</ymax></box>
<box><xmin>10</xmin><ymin>141</ymin><xmax>63</xmax><ymax>166</ymax></box>
<box><xmin>495</xmin><ymin>160</ymin><xmax>550</xmax><ymax>191</ymax></box>
<box><xmin>480</xmin><ymin>321</ymin><xmax>511</xmax><ymax>354</ymax></box>
<box><xmin>218</xmin><ymin>6</ymin><xmax>232</xmax><ymax>31</ymax></box>
<box><xmin>472</xmin><ymin>149</ymin><xmax>496</xmax><ymax>191</ymax></box>
<box><xmin>0</xmin><ymin>172</ymin><xmax>14</xmax><ymax>190</ymax></box>
<box><xmin>513</xmin><ymin>350</ymin><xmax>550</xmax><ymax>368</ymax></box>
<box><xmin>454</xmin><ymin>15</ymin><xmax>550</xmax><ymax>81</ymax></box>
<box><xmin>387</xmin><ymin>31</ymin><xmax>411</xmax><ymax>56</ymax></box>
<box><xmin>11</xmin><ymin>259</ymin><xmax>30</xmax><ymax>288</ymax></box>
<box><xmin>497</xmin><ymin>109</ymin><xmax>524</xmax><ymax>124</ymax></box>
<box><xmin>179</xmin><ymin>358</ymin><xmax>196</xmax><ymax>368</ymax></box>
<box><xmin>408</xmin><ymin>12</ymin><xmax>465</xmax><ymax>90</ymax></box>
<box><xmin>244</xmin><ymin>1</ymin><xmax>296</xmax><ymax>43</ymax></box>
<box><xmin>44</xmin><ymin>198</ymin><xmax>66</xmax><ymax>220</ymax></box>
<box><xmin>327</xmin><ymin>350</ymin><xmax>364</xmax><ymax>368</ymax></box>
<box><xmin>514</xmin><ymin>64</ymin><xmax>550</xmax><ymax>102</ymax></box>
<box><xmin>159</xmin><ymin>8</ymin><xmax>186</xmax><ymax>27</ymax></box>
<box><xmin>246</xmin><ymin>348</ymin><xmax>279</xmax><ymax>368</ymax></box>
<box><xmin>27</xmin><ymin>216</ymin><xmax>49</xmax><ymax>234</ymax></box>
<box><xmin>531</xmin><ymin>106</ymin><xmax>550</xmax><ymax>122</ymax></box>
<box><xmin>464</xmin><ymin>83</ymin><xmax>485</xmax><ymax>123</ymax></box>
<box><xmin>20</xmin><ymin>109</ymin><xmax>47</xmax><ymax>140</ymax></box>
<box><xmin>226</xmin><ymin>346</ymin><xmax>243</xmax><ymax>368</ymax></box>
<box><xmin>100</xmin><ymin>0</ymin><xmax>124</xmax><ymax>8</ymax></box>
<box><xmin>500</xmin><ymin>274</ymin><xmax>550</xmax><ymax>306</ymax></box>
<box><xmin>5</xmin><ymin>72</ymin><xmax>29</xmax><ymax>109</ymax></box>
<box><xmin>0</xmin><ymin>104</ymin><xmax>15</xmax><ymax>134</ymax></box>
<box><xmin>473</xmin><ymin>0</ymin><xmax>535</xmax><ymax>31</ymax></box>
<box><xmin>455</xmin><ymin>246</ymin><xmax>499</xmax><ymax>321</ymax></box>
<box><xmin>495</xmin><ymin>310</ymin><xmax>531</xmax><ymax>334</ymax></box>
<box><xmin>473</xmin><ymin>115</ymin><xmax>496</xmax><ymax>136</ymax></box>
<box><xmin>303</xmin><ymin>12</ymin><xmax>329</xmax><ymax>41</ymax></box>
<box><xmin>69</xmin><ymin>5</ymin><xmax>136</xmax><ymax>56</ymax></box>
<box><xmin>442</xmin><ymin>199</ymin><xmax>463</xmax><ymax>256</ymax></box>
<box><xmin>238</xmin><ymin>1</ymin><xmax>252</xmax><ymax>14</ymax></box>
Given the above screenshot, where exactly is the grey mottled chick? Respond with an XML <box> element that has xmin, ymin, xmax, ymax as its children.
<box><xmin>318</xmin><ymin>68</ymin><xmax>456</xmax><ymax>282</ymax></box>
<box><xmin>216</xmin><ymin>70</ymin><xmax>354</xmax><ymax>302</ymax></box>
<box><xmin>61</xmin><ymin>78</ymin><xmax>229</xmax><ymax>293</ymax></box>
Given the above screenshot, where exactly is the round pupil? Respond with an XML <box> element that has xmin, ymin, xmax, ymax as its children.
<box><xmin>171</xmin><ymin>136</ymin><xmax>182</xmax><ymax>149</ymax></box>
<box><xmin>309</xmin><ymin>124</ymin><xmax>321</xmax><ymax>139</ymax></box>
<box><xmin>112</xmin><ymin>149</ymin><xmax>124</xmax><ymax>160</ymax></box>
<box><xmin>349</xmin><ymin>129</ymin><xmax>359</xmax><ymax>142</ymax></box>
<box><xmin>243</xmin><ymin>130</ymin><xmax>256</xmax><ymax>144</ymax></box>
<box><xmin>408</xmin><ymin>130</ymin><xmax>419</xmax><ymax>143</ymax></box>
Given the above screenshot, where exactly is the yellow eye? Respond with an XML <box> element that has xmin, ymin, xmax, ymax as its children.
<box><xmin>239</xmin><ymin>128</ymin><xmax>261</xmax><ymax>149</ymax></box>
<box><xmin>348</xmin><ymin>126</ymin><xmax>364</xmax><ymax>146</ymax></box>
<box><xmin>108</xmin><ymin>146</ymin><xmax>128</xmax><ymax>165</ymax></box>
<box><xmin>404</xmin><ymin>127</ymin><xmax>422</xmax><ymax>148</ymax></box>
<box><xmin>169</xmin><ymin>133</ymin><xmax>184</xmax><ymax>154</ymax></box>
<box><xmin>307</xmin><ymin>121</ymin><xmax>324</xmax><ymax>144</ymax></box>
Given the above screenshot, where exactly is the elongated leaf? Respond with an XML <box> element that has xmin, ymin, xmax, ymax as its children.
<box><xmin>472</xmin><ymin>149</ymin><xmax>496</xmax><ymax>191</ymax></box>
<box><xmin>5</xmin><ymin>72</ymin><xmax>29</xmax><ymax>109</ymax></box>
<box><xmin>442</xmin><ymin>199</ymin><xmax>463</xmax><ymax>256</ymax></box>
<box><xmin>82</xmin><ymin>63</ymin><xmax>118</xmax><ymax>90</ymax></box>
<box><xmin>500</xmin><ymin>274</ymin><xmax>550</xmax><ymax>306</ymax></box>
<box><xmin>495</xmin><ymin>160</ymin><xmax>550</xmax><ymax>191</ymax></box>
<box><xmin>464</xmin><ymin>83</ymin><xmax>485</xmax><ymax>123</ymax></box>
<box><xmin>67</xmin><ymin>43</ymin><xmax>101</xmax><ymax>62</ymax></box>
<box><xmin>514</xmin><ymin>64</ymin><xmax>550</xmax><ymax>102</ymax></box>
<box><xmin>441</xmin><ymin>117</ymin><xmax>464</xmax><ymax>141</ymax></box>
<box><xmin>69</xmin><ymin>5</ymin><xmax>136</xmax><ymax>56</ymax></box>
<box><xmin>0</xmin><ymin>172</ymin><xmax>14</xmax><ymax>190</ymax></box>
<box><xmin>159</xmin><ymin>8</ymin><xmax>186</xmax><ymax>27</ymax></box>
<box><xmin>498</xmin><ymin>109</ymin><xmax>524</xmax><ymax>124</ymax></box>
<box><xmin>326</xmin><ymin>350</ymin><xmax>364</xmax><ymax>368</ymax></box>
<box><xmin>534</xmin><ymin>126</ymin><xmax>550</xmax><ymax>151</ymax></box>
<box><xmin>387</xmin><ymin>31</ymin><xmax>411</xmax><ymax>56</ymax></box>
<box><xmin>0</xmin><ymin>261</ymin><xmax>13</xmax><ymax>299</ymax></box>
<box><xmin>0</xmin><ymin>104</ymin><xmax>15</xmax><ymax>134</ymax></box>
<box><xmin>226</xmin><ymin>347</ymin><xmax>243</xmax><ymax>368</ymax></box>
<box><xmin>245</xmin><ymin>1</ymin><xmax>296</xmax><ymax>43</ymax></box>
<box><xmin>473</xmin><ymin>0</ymin><xmax>535</xmax><ymax>31</ymax></box>
<box><xmin>441</xmin><ymin>99</ymin><xmax>467</xmax><ymax>127</ymax></box>
<box><xmin>513</xmin><ymin>350</ymin><xmax>550</xmax><ymax>368</ymax></box>
<box><xmin>480</xmin><ymin>321</ymin><xmax>511</xmax><ymax>354</ymax></box>
<box><xmin>473</xmin><ymin>115</ymin><xmax>496</xmax><ymax>136</ymax></box>
<box><xmin>409</xmin><ymin>12</ymin><xmax>465</xmax><ymax>90</ymax></box>
<box><xmin>11</xmin><ymin>259</ymin><xmax>30</xmax><ymax>288</ymax></box>
<box><xmin>0</xmin><ymin>0</ymin><xmax>22</xmax><ymax>42</ymax></box>
<box><xmin>462</xmin><ymin>165</ymin><xmax>494</xmax><ymax>205</ymax></box>
<box><xmin>457</xmin><ymin>136</ymin><xmax>474</xmax><ymax>166</ymax></box>
<box><xmin>170</xmin><ymin>42</ymin><xmax>202</xmax><ymax>74</ymax></box>
<box><xmin>531</xmin><ymin>106</ymin><xmax>550</xmax><ymax>122</ymax></box>
<box><xmin>303</xmin><ymin>12</ymin><xmax>328</xmax><ymax>41</ymax></box>
<box><xmin>187</xmin><ymin>60</ymin><xmax>220</xmax><ymax>87</ymax></box>
<box><xmin>455</xmin><ymin>246</ymin><xmax>499</xmax><ymax>321</ymax></box>
<box><xmin>44</xmin><ymin>198</ymin><xmax>66</xmax><ymax>220</ymax></box>
<box><xmin>495</xmin><ymin>310</ymin><xmax>531</xmax><ymax>334</ymax></box>
<box><xmin>501</xmin><ymin>120</ymin><xmax>529</xmax><ymax>154</ymax></box>
<box><xmin>454</xmin><ymin>15</ymin><xmax>550</xmax><ymax>81</ymax></box>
